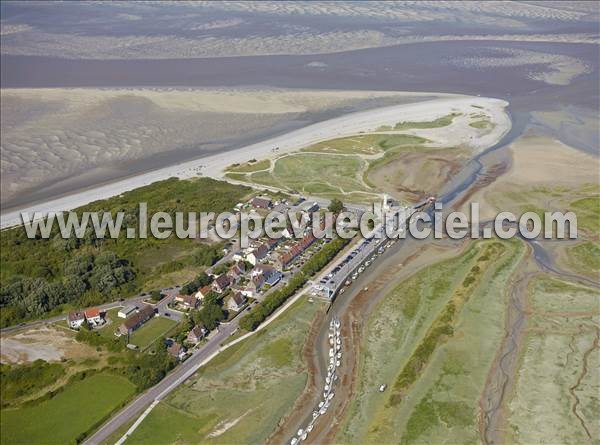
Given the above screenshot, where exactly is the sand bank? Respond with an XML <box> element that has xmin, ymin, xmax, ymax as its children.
<box><xmin>1</xmin><ymin>95</ymin><xmax>510</xmax><ymax>228</ymax></box>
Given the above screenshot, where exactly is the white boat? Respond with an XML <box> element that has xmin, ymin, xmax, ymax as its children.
<box><xmin>326</xmin><ymin>376</ymin><xmax>331</xmax><ymax>384</ymax></box>
<box><xmin>320</xmin><ymin>407</ymin><xmax>326</xmax><ymax>415</ymax></box>
<box><xmin>307</xmin><ymin>424</ymin><xmax>314</xmax><ymax>433</ymax></box>
<box><xmin>291</xmin><ymin>438</ymin><xmax>298</xmax><ymax>445</ymax></box>
<box><xmin>336</xmin><ymin>360</ymin><xmax>341</xmax><ymax>366</ymax></box>
<box><xmin>324</xmin><ymin>384</ymin><xmax>330</xmax><ymax>391</ymax></box>
<box><xmin>329</xmin><ymin>348</ymin><xmax>334</xmax><ymax>357</ymax></box>
<box><xmin>313</xmin><ymin>411</ymin><xmax>319</xmax><ymax>419</ymax></box>
<box><xmin>337</xmin><ymin>352</ymin><xmax>342</xmax><ymax>359</ymax></box>
<box><xmin>328</xmin><ymin>393</ymin><xmax>334</xmax><ymax>400</ymax></box>
<box><xmin>335</xmin><ymin>320</ymin><xmax>340</xmax><ymax>329</ymax></box>
<box><xmin>301</xmin><ymin>432</ymin><xmax>307</xmax><ymax>441</ymax></box>
<box><xmin>297</xmin><ymin>429</ymin><xmax>304</xmax><ymax>437</ymax></box>
<box><xmin>318</xmin><ymin>401</ymin><xmax>324</xmax><ymax>408</ymax></box>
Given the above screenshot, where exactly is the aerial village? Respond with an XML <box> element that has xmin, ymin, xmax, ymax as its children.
<box><xmin>65</xmin><ymin>194</ymin><xmax>333</xmax><ymax>361</ymax></box>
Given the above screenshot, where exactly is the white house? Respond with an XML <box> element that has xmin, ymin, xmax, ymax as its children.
<box><xmin>84</xmin><ymin>308</ymin><xmax>103</xmax><ymax>326</ymax></box>
<box><xmin>227</xmin><ymin>292</ymin><xmax>247</xmax><ymax>312</ymax></box>
<box><xmin>68</xmin><ymin>311</ymin><xmax>86</xmax><ymax>329</ymax></box>
<box><xmin>118</xmin><ymin>305</ymin><xmax>137</xmax><ymax>319</ymax></box>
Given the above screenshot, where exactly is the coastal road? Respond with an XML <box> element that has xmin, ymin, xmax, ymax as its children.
<box><xmin>83</xmin><ymin>317</ymin><xmax>241</xmax><ymax>445</ymax></box>
<box><xmin>0</xmin><ymin>284</ymin><xmax>189</xmax><ymax>335</ymax></box>
<box><xmin>86</xmin><ymin>234</ymin><xmax>363</xmax><ymax>445</ymax></box>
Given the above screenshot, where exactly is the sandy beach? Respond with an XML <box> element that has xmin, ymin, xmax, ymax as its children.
<box><xmin>0</xmin><ymin>95</ymin><xmax>510</xmax><ymax>228</ymax></box>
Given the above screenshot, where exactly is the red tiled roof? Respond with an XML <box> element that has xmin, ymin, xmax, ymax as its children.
<box><xmin>84</xmin><ymin>308</ymin><xmax>100</xmax><ymax>318</ymax></box>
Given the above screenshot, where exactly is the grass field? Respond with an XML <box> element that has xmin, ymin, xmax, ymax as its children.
<box><xmin>124</xmin><ymin>298</ymin><xmax>325</xmax><ymax>445</ymax></box>
<box><xmin>505</xmin><ymin>276</ymin><xmax>600</xmax><ymax>444</ymax></box>
<box><xmin>300</xmin><ymin>134</ymin><xmax>428</xmax><ymax>155</ymax></box>
<box><xmin>233</xmin><ymin>132</ymin><xmax>431</xmax><ymax>202</ymax></box>
<box><xmin>394</xmin><ymin>112</ymin><xmax>460</xmax><ymax>130</ymax></box>
<box><xmin>227</xmin><ymin>159</ymin><xmax>271</xmax><ymax>173</ymax></box>
<box><xmin>249</xmin><ymin>152</ymin><xmax>375</xmax><ymax>202</ymax></box>
<box><xmin>336</xmin><ymin>240</ymin><xmax>524</xmax><ymax>444</ymax></box>
<box><xmin>469</xmin><ymin>119</ymin><xmax>493</xmax><ymax>129</ymax></box>
<box><xmin>129</xmin><ymin>317</ymin><xmax>178</xmax><ymax>350</ymax></box>
<box><xmin>1</xmin><ymin>373</ymin><xmax>136</xmax><ymax>445</ymax></box>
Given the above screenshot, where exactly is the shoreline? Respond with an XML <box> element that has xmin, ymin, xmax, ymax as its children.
<box><xmin>0</xmin><ymin>95</ymin><xmax>510</xmax><ymax>229</ymax></box>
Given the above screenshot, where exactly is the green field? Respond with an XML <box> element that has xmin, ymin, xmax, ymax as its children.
<box><xmin>249</xmin><ymin>152</ymin><xmax>375</xmax><ymax>201</ymax></box>
<box><xmin>300</xmin><ymin>134</ymin><xmax>428</xmax><ymax>155</ymax></box>
<box><xmin>1</xmin><ymin>373</ymin><xmax>136</xmax><ymax>445</ymax></box>
<box><xmin>336</xmin><ymin>240</ymin><xmax>524</xmax><ymax>444</ymax></box>
<box><xmin>129</xmin><ymin>316</ymin><xmax>178</xmax><ymax>350</ymax></box>
<box><xmin>226</xmin><ymin>159</ymin><xmax>271</xmax><ymax>173</ymax></box>
<box><xmin>469</xmin><ymin>119</ymin><xmax>493</xmax><ymax>129</ymax></box>
<box><xmin>125</xmin><ymin>298</ymin><xmax>324</xmax><ymax>445</ymax></box>
<box><xmin>235</xmin><ymin>132</ymin><xmax>431</xmax><ymax>202</ymax></box>
<box><xmin>394</xmin><ymin>112</ymin><xmax>460</xmax><ymax>130</ymax></box>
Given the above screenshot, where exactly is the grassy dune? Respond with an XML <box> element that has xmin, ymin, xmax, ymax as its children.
<box><xmin>124</xmin><ymin>298</ymin><xmax>325</xmax><ymax>445</ymax></box>
<box><xmin>336</xmin><ymin>240</ymin><xmax>524</xmax><ymax>444</ymax></box>
<box><xmin>394</xmin><ymin>113</ymin><xmax>460</xmax><ymax>130</ymax></box>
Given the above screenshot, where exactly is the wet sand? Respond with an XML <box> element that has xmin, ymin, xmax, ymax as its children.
<box><xmin>0</xmin><ymin>94</ymin><xmax>510</xmax><ymax>228</ymax></box>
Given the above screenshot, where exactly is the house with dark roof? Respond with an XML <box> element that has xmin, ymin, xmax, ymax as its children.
<box><xmin>227</xmin><ymin>292</ymin><xmax>247</xmax><ymax>312</ymax></box>
<box><xmin>227</xmin><ymin>262</ymin><xmax>246</xmax><ymax>284</ymax></box>
<box><xmin>250</xmin><ymin>196</ymin><xmax>272</xmax><ymax>209</ymax></box>
<box><xmin>187</xmin><ymin>325</ymin><xmax>208</xmax><ymax>343</ymax></box>
<box><xmin>167</xmin><ymin>341</ymin><xmax>187</xmax><ymax>361</ymax></box>
<box><xmin>252</xmin><ymin>264</ymin><xmax>283</xmax><ymax>287</ymax></box>
<box><xmin>118</xmin><ymin>305</ymin><xmax>155</xmax><ymax>336</ymax></box>
<box><xmin>246</xmin><ymin>243</ymin><xmax>269</xmax><ymax>265</ymax></box>
<box><xmin>212</xmin><ymin>274</ymin><xmax>231</xmax><ymax>294</ymax></box>
<box><xmin>68</xmin><ymin>311</ymin><xmax>86</xmax><ymax>329</ymax></box>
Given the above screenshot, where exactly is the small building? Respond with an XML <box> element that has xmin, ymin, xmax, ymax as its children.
<box><xmin>176</xmin><ymin>294</ymin><xmax>199</xmax><ymax>310</ymax></box>
<box><xmin>252</xmin><ymin>265</ymin><xmax>282</xmax><ymax>287</ymax></box>
<box><xmin>187</xmin><ymin>325</ymin><xmax>208</xmax><ymax>343</ymax></box>
<box><xmin>243</xmin><ymin>274</ymin><xmax>265</xmax><ymax>297</ymax></box>
<box><xmin>227</xmin><ymin>262</ymin><xmax>246</xmax><ymax>284</ymax></box>
<box><xmin>118</xmin><ymin>305</ymin><xmax>155</xmax><ymax>336</ymax></box>
<box><xmin>68</xmin><ymin>311</ymin><xmax>86</xmax><ymax>329</ymax></box>
<box><xmin>196</xmin><ymin>285</ymin><xmax>213</xmax><ymax>301</ymax></box>
<box><xmin>212</xmin><ymin>274</ymin><xmax>231</xmax><ymax>294</ymax></box>
<box><xmin>227</xmin><ymin>292</ymin><xmax>247</xmax><ymax>312</ymax></box>
<box><xmin>246</xmin><ymin>243</ymin><xmax>269</xmax><ymax>266</ymax></box>
<box><xmin>118</xmin><ymin>305</ymin><xmax>137</xmax><ymax>319</ymax></box>
<box><xmin>250</xmin><ymin>196</ymin><xmax>272</xmax><ymax>209</ymax></box>
<box><xmin>84</xmin><ymin>308</ymin><xmax>103</xmax><ymax>326</ymax></box>
<box><xmin>167</xmin><ymin>341</ymin><xmax>187</xmax><ymax>361</ymax></box>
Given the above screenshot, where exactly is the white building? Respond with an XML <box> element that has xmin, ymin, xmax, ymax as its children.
<box><xmin>68</xmin><ymin>311</ymin><xmax>86</xmax><ymax>329</ymax></box>
<box><xmin>118</xmin><ymin>305</ymin><xmax>137</xmax><ymax>319</ymax></box>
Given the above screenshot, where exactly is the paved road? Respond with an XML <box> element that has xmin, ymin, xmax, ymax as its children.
<box><xmin>84</xmin><ymin>317</ymin><xmax>241</xmax><ymax>445</ymax></box>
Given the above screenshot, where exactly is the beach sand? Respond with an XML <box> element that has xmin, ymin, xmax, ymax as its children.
<box><xmin>1</xmin><ymin>94</ymin><xmax>510</xmax><ymax>228</ymax></box>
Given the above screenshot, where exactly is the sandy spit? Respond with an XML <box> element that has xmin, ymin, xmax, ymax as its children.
<box><xmin>0</xmin><ymin>95</ymin><xmax>510</xmax><ymax>229</ymax></box>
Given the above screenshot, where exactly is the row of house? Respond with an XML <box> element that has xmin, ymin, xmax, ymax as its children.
<box><xmin>68</xmin><ymin>308</ymin><xmax>104</xmax><ymax>329</ymax></box>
